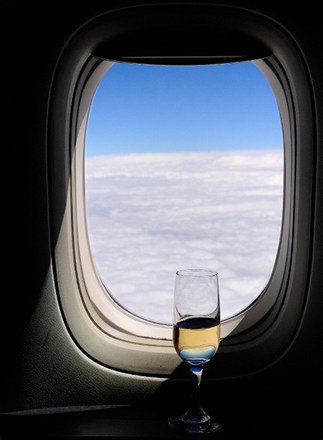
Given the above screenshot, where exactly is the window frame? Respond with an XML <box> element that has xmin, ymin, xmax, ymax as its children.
<box><xmin>50</xmin><ymin>3</ymin><xmax>314</xmax><ymax>376</ymax></box>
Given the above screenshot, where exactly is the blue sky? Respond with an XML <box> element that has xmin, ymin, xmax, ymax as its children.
<box><xmin>85</xmin><ymin>61</ymin><xmax>283</xmax><ymax>156</ymax></box>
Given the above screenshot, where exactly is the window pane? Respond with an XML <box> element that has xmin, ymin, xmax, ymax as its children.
<box><xmin>85</xmin><ymin>62</ymin><xmax>283</xmax><ymax>324</ymax></box>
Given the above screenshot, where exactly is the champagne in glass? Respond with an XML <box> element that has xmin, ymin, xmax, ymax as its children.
<box><xmin>168</xmin><ymin>268</ymin><xmax>221</xmax><ymax>434</ymax></box>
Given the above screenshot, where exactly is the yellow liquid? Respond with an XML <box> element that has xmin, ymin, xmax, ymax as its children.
<box><xmin>173</xmin><ymin>317</ymin><xmax>220</xmax><ymax>364</ymax></box>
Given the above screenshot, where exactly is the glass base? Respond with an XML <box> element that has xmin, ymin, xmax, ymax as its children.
<box><xmin>168</xmin><ymin>407</ymin><xmax>221</xmax><ymax>434</ymax></box>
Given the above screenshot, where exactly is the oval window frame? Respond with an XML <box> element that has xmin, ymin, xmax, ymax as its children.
<box><xmin>50</xmin><ymin>3</ymin><xmax>314</xmax><ymax>376</ymax></box>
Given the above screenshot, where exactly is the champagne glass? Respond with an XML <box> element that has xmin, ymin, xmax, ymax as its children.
<box><xmin>168</xmin><ymin>268</ymin><xmax>221</xmax><ymax>434</ymax></box>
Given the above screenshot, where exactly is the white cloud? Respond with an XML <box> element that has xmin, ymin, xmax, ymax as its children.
<box><xmin>85</xmin><ymin>149</ymin><xmax>283</xmax><ymax>324</ymax></box>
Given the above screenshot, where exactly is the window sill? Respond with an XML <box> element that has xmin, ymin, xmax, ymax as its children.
<box><xmin>0</xmin><ymin>401</ymin><xmax>313</xmax><ymax>439</ymax></box>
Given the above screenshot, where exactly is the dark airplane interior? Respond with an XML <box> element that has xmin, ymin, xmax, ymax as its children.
<box><xmin>2</xmin><ymin>1</ymin><xmax>322</xmax><ymax>438</ymax></box>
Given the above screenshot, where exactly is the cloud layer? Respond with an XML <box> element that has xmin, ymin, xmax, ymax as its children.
<box><xmin>85</xmin><ymin>149</ymin><xmax>283</xmax><ymax>324</ymax></box>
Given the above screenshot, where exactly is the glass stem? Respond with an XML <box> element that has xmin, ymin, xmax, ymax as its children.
<box><xmin>189</xmin><ymin>365</ymin><xmax>203</xmax><ymax>414</ymax></box>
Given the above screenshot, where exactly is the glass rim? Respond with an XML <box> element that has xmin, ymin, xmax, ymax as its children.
<box><xmin>176</xmin><ymin>268</ymin><xmax>218</xmax><ymax>278</ymax></box>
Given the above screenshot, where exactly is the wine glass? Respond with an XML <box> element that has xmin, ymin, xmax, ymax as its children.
<box><xmin>168</xmin><ymin>268</ymin><xmax>221</xmax><ymax>434</ymax></box>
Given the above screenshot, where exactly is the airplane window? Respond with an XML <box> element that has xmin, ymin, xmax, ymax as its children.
<box><xmin>51</xmin><ymin>4</ymin><xmax>313</xmax><ymax>374</ymax></box>
<box><xmin>84</xmin><ymin>61</ymin><xmax>283</xmax><ymax>324</ymax></box>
